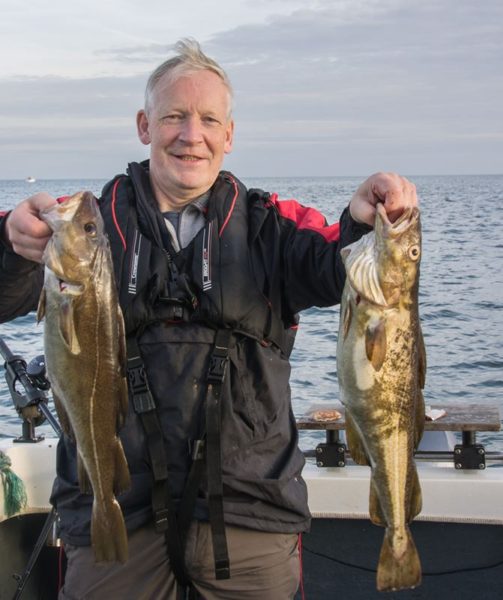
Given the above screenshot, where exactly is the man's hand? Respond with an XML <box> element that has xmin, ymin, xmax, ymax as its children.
<box><xmin>4</xmin><ymin>193</ymin><xmax>57</xmax><ymax>263</ymax></box>
<box><xmin>349</xmin><ymin>172</ymin><xmax>418</xmax><ymax>226</ymax></box>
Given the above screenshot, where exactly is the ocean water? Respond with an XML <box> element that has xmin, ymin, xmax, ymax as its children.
<box><xmin>0</xmin><ymin>175</ymin><xmax>502</xmax><ymax>455</ymax></box>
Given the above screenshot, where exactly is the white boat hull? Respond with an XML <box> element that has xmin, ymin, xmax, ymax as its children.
<box><xmin>1</xmin><ymin>438</ymin><xmax>503</xmax><ymax>599</ymax></box>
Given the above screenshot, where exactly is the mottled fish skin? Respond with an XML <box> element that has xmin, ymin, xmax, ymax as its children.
<box><xmin>37</xmin><ymin>192</ymin><xmax>130</xmax><ymax>563</ymax></box>
<box><xmin>337</xmin><ymin>203</ymin><xmax>426</xmax><ymax>592</ymax></box>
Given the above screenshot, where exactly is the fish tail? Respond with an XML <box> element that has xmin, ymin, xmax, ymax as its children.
<box><xmin>91</xmin><ymin>498</ymin><xmax>128</xmax><ymax>564</ymax></box>
<box><xmin>376</xmin><ymin>526</ymin><xmax>421</xmax><ymax>592</ymax></box>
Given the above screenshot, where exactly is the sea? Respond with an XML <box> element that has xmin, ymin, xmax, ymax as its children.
<box><xmin>1</xmin><ymin>175</ymin><xmax>502</xmax><ymax>454</ymax></box>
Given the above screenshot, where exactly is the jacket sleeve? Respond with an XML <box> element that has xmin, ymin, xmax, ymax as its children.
<box><xmin>0</xmin><ymin>213</ymin><xmax>44</xmax><ymax>323</ymax></box>
<box><xmin>268</xmin><ymin>195</ymin><xmax>372</xmax><ymax>315</ymax></box>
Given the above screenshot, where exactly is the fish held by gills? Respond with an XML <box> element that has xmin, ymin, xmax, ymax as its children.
<box><xmin>336</xmin><ymin>203</ymin><xmax>426</xmax><ymax>592</ymax></box>
<box><xmin>37</xmin><ymin>191</ymin><xmax>130</xmax><ymax>563</ymax></box>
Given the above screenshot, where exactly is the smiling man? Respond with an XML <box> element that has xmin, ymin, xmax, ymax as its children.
<box><xmin>0</xmin><ymin>39</ymin><xmax>417</xmax><ymax>599</ymax></box>
<box><xmin>137</xmin><ymin>66</ymin><xmax>234</xmax><ymax>212</ymax></box>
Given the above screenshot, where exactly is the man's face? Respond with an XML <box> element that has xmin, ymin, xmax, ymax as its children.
<box><xmin>136</xmin><ymin>69</ymin><xmax>234</xmax><ymax>210</ymax></box>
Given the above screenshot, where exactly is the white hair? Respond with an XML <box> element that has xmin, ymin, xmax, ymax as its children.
<box><xmin>144</xmin><ymin>38</ymin><xmax>233</xmax><ymax>118</ymax></box>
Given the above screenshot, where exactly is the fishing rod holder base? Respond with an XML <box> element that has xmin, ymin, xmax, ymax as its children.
<box><xmin>13</xmin><ymin>421</ymin><xmax>45</xmax><ymax>444</ymax></box>
<box><xmin>453</xmin><ymin>444</ymin><xmax>486</xmax><ymax>470</ymax></box>
<box><xmin>315</xmin><ymin>431</ymin><xmax>347</xmax><ymax>468</ymax></box>
<box><xmin>453</xmin><ymin>430</ymin><xmax>486</xmax><ymax>470</ymax></box>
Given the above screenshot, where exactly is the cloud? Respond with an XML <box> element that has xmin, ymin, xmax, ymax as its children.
<box><xmin>1</xmin><ymin>0</ymin><xmax>502</xmax><ymax>177</ymax></box>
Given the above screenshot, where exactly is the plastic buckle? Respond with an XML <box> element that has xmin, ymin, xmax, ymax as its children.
<box><xmin>191</xmin><ymin>439</ymin><xmax>205</xmax><ymax>461</ymax></box>
<box><xmin>127</xmin><ymin>359</ymin><xmax>155</xmax><ymax>413</ymax></box>
<box><xmin>154</xmin><ymin>508</ymin><xmax>170</xmax><ymax>533</ymax></box>
<box><xmin>207</xmin><ymin>356</ymin><xmax>228</xmax><ymax>384</ymax></box>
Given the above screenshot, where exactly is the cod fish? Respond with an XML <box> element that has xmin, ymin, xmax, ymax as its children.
<box><xmin>337</xmin><ymin>203</ymin><xmax>426</xmax><ymax>592</ymax></box>
<box><xmin>37</xmin><ymin>192</ymin><xmax>130</xmax><ymax>563</ymax></box>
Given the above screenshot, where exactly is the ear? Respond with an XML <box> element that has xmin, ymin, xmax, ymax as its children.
<box><xmin>136</xmin><ymin>110</ymin><xmax>151</xmax><ymax>145</ymax></box>
<box><xmin>224</xmin><ymin>119</ymin><xmax>234</xmax><ymax>154</ymax></box>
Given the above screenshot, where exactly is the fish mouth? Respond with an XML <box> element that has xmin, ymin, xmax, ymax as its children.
<box><xmin>57</xmin><ymin>278</ymin><xmax>84</xmax><ymax>295</ymax></box>
<box><xmin>46</xmin><ymin>264</ymin><xmax>85</xmax><ymax>295</ymax></box>
<box><xmin>376</xmin><ymin>203</ymin><xmax>419</xmax><ymax>237</ymax></box>
<box><xmin>40</xmin><ymin>197</ymin><xmax>81</xmax><ymax>231</ymax></box>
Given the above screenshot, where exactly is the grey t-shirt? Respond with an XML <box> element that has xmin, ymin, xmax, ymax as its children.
<box><xmin>162</xmin><ymin>193</ymin><xmax>209</xmax><ymax>251</ymax></box>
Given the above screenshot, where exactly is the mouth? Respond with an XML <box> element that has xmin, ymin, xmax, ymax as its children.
<box><xmin>58</xmin><ymin>278</ymin><xmax>84</xmax><ymax>294</ymax></box>
<box><xmin>172</xmin><ymin>152</ymin><xmax>207</xmax><ymax>164</ymax></box>
<box><xmin>376</xmin><ymin>203</ymin><xmax>419</xmax><ymax>236</ymax></box>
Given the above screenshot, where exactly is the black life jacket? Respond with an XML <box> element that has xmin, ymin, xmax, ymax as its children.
<box><xmin>100</xmin><ymin>161</ymin><xmax>296</xmax><ymax>356</ymax></box>
<box><xmin>99</xmin><ymin>162</ymin><xmax>299</xmax><ymax>586</ymax></box>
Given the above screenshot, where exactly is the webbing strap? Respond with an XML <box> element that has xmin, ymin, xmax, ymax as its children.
<box><xmin>205</xmin><ymin>329</ymin><xmax>232</xmax><ymax>580</ymax></box>
<box><xmin>177</xmin><ymin>439</ymin><xmax>206</xmax><ymax>544</ymax></box>
<box><xmin>126</xmin><ymin>337</ymin><xmax>190</xmax><ymax>587</ymax></box>
<box><xmin>127</xmin><ymin>331</ymin><xmax>233</xmax><ymax>584</ymax></box>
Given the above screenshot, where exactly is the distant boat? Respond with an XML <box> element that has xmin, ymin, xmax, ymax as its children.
<box><xmin>25</xmin><ymin>176</ymin><xmax>36</xmax><ymax>183</ymax></box>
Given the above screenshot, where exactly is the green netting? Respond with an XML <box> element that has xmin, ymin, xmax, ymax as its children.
<box><xmin>0</xmin><ymin>450</ymin><xmax>28</xmax><ymax>517</ymax></box>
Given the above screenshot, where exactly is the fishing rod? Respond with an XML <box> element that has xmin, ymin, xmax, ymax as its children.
<box><xmin>0</xmin><ymin>335</ymin><xmax>62</xmax><ymax>600</ymax></box>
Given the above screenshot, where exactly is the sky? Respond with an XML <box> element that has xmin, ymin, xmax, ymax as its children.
<box><xmin>1</xmin><ymin>0</ymin><xmax>502</xmax><ymax>179</ymax></box>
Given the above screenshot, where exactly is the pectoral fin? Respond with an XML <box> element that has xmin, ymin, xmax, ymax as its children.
<box><xmin>59</xmin><ymin>299</ymin><xmax>81</xmax><ymax>355</ymax></box>
<box><xmin>365</xmin><ymin>320</ymin><xmax>387</xmax><ymax>371</ymax></box>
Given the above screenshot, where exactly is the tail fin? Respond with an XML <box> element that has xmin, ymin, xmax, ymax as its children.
<box><xmin>91</xmin><ymin>498</ymin><xmax>129</xmax><ymax>564</ymax></box>
<box><xmin>377</xmin><ymin>527</ymin><xmax>421</xmax><ymax>592</ymax></box>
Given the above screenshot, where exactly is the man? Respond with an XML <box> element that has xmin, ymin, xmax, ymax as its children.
<box><xmin>0</xmin><ymin>39</ymin><xmax>417</xmax><ymax>599</ymax></box>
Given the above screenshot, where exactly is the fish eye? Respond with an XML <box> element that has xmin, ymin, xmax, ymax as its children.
<box><xmin>408</xmin><ymin>245</ymin><xmax>420</xmax><ymax>260</ymax></box>
<box><xmin>84</xmin><ymin>222</ymin><xmax>97</xmax><ymax>236</ymax></box>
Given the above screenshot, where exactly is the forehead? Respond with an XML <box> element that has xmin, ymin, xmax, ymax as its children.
<box><xmin>151</xmin><ymin>70</ymin><xmax>230</xmax><ymax>114</ymax></box>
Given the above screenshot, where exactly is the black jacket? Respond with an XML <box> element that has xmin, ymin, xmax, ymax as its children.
<box><xmin>0</xmin><ymin>162</ymin><xmax>371</xmax><ymax>545</ymax></box>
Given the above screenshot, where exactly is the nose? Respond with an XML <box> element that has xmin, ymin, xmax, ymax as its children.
<box><xmin>179</xmin><ymin>115</ymin><xmax>204</xmax><ymax>144</ymax></box>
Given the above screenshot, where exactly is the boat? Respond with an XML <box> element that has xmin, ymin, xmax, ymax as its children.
<box><xmin>1</xmin><ymin>336</ymin><xmax>502</xmax><ymax>599</ymax></box>
<box><xmin>25</xmin><ymin>177</ymin><xmax>36</xmax><ymax>183</ymax></box>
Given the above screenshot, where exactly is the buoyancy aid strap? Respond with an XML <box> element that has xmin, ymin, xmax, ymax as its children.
<box><xmin>205</xmin><ymin>328</ymin><xmax>232</xmax><ymax>580</ymax></box>
<box><xmin>126</xmin><ymin>336</ymin><xmax>191</xmax><ymax>587</ymax></box>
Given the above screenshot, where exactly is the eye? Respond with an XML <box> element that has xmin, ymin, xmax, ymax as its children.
<box><xmin>203</xmin><ymin>115</ymin><xmax>220</xmax><ymax>125</ymax></box>
<box><xmin>84</xmin><ymin>222</ymin><xmax>97</xmax><ymax>236</ymax></box>
<box><xmin>408</xmin><ymin>245</ymin><xmax>420</xmax><ymax>260</ymax></box>
<box><xmin>162</xmin><ymin>114</ymin><xmax>183</xmax><ymax>123</ymax></box>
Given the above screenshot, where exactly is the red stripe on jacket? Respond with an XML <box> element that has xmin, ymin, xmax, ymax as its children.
<box><xmin>268</xmin><ymin>193</ymin><xmax>340</xmax><ymax>242</ymax></box>
<box><xmin>219</xmin><ymin>175</ymin><xmax>239</xmax><ymax>237</ymax></box>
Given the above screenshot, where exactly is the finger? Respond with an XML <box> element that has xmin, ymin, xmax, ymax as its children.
<box><xmin>11</xmin><ymin>238</ymin><xmax>50</xmax><ymax>263</ymax></box>
<box><xmin>4</xmin><ymin>193</ymin><xmax>57</xmax><ymax>261</ymax></box>
<box><xmin>371</xmin><ymin>174</ymin><xmax>418</xmax><ymax>220</ymax></box>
